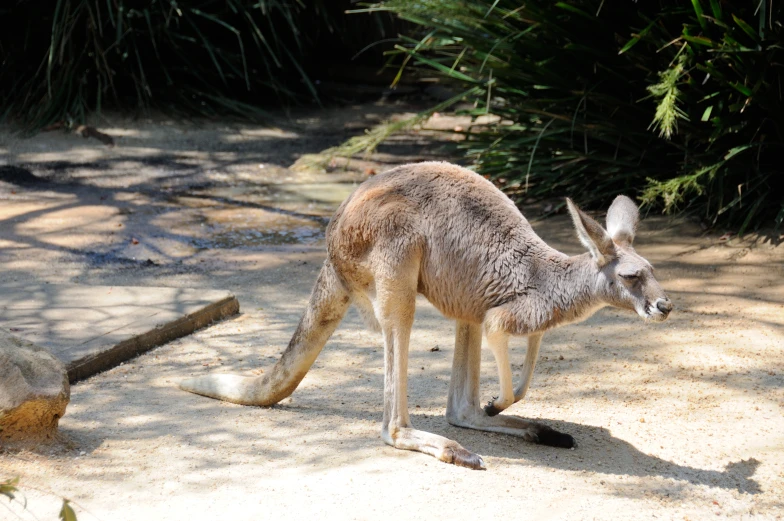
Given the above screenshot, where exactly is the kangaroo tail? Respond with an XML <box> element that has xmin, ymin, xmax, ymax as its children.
<box><xmin>180</xmin><ymin>261</ymin><xmax>351</xmax><ymax>406</ymax></box>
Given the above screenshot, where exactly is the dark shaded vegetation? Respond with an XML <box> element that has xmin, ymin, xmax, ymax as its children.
<box><xmin>2</xmin><ymin>1</ymin><xmax>782</xmax><ymax>231</ymax></box>
<box><xmin>0</xmin><ymin>0</ymin><xmax>399</xmax><ymax>129</ymax></box>
<box><xmin>362</xmin><ymin>0</ymin><xmax>784</xmax><ymax>231</ymax></box>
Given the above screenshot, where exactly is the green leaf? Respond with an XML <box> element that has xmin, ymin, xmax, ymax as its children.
<box><xmin>732</xmin><ymin>14</ymin><xmax>760</xmax><ymax>43</ymax></box>
<box><xmin>619</xmin><ymin>19</ymin><xmax>656</xmax><ymax>55</ymax></box>
<box><xmin>729</xmin><ymin>82</ymin><xmax>753</xmax><ymax>97</ymax></box>
<box><xmin>738</xmin><ymin>197</ymin><xmax>764</xmax><ymax>236</ymax></box>
<box><xmin>483</xmin><ymin>0</ymin><xmax>501</xmax><ymax>19</ymax></box>
<box><xmin>723</xmin><ymin>144</ymin><xmax>753</xmax><ymax>160</ymax></box>
<box><xmin>682</xmin><ymin>34</ymin><xmax>715</xmax><ymax>46</ymax></box>
<box><xmin>397</xmin><ymin>46</ymin><xmax>478</xmax><ymax>83</ymax></box>
<box><xmin>183</xmin><ymin>13</ymin><xmax>226</xmax><ymax>86</ymax></box>
<box><xmin>701</xmin><ymin>105</ymin><xmax>713</xmax><ymax>121</ymax></box>
<box><xmin>555</xmin><ymin>3</ymin><xmax>595</xmax><ymax>21</ymax></box>
<box><xmin>774</xmin><ymin>206</ymin><xmax>784</xmax><ymax>234</ymax></box>
<box><xmin>115</xmin><ymin>1</ymin><xmax>124</xmax><ymax>45</ymax></box>
<box><xmin>709</xmin><ymin>0</ymin><xmax>722</xmax><ymax>20</ymax></box>
<box><xmin>0</xmin><ymin>477</ymin><xmax>19</xmax><ymax>501</ymax></box>
<box><xmin>60</xmin><ymin>499</ymin><xmax>78</xmax><ymax>521</ymax></box>
<box><xmin>691</xmin><ymin>0</ymin><xmax>708</xmax><ymax>31</ymax></box>
<box><xmin>190</xmin><ymin>8</ymin><xmax>239</xmax><ymax>35</ymax></box>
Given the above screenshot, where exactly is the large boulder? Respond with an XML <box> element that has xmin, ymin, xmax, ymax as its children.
<box><xmin>0</xmin><ymin>329</ymin><xmax>69</xmax><ymax>445</ymax></box>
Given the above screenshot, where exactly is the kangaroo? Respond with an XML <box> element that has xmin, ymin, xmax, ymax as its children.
<box><xmin>180</xmin><ymin>161</ymin><xmax>672</xmax><ymax>470</ymax></box>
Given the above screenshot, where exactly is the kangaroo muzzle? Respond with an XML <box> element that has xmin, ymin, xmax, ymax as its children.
<box><xmin>654</xmin><ymin>297</ymin><xmax>673</xmax><ymax>318</ymax></box>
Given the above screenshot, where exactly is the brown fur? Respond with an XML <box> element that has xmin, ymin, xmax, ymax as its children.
<box><xmin>180</xmin><ymin>161</ymin><xmax>671</xmax><ymax>470</ymax></box>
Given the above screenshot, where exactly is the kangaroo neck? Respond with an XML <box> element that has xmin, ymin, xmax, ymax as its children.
<box><xmin>550</xmin><ymin>253</ymin><xmax>604</xmax><ymax>322</ymax></box>
<box><xmin>510</xmin><ymin>250</ymin><xmax>605</xmax><ymax>333</ymax></box>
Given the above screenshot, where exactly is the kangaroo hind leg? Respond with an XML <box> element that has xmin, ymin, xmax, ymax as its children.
<box><xmin>179</xmin><ymin>260</ymin><xmax>351</xmax><ymax>406</ymax></box>
<box><xmin>374</xmin><ymin>259</ymin><xmax>485</xmax><ymax>470</ymax></box>
<box><xmin>446</xmin><ymin>321</ymin><xmax>575</xmax><ymax>449</ymax></box>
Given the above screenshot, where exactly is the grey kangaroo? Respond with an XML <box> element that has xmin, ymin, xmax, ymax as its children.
<box><xmin>181</xmin><ymin>161</ymin><xmax>672</xmax><ymax>470</ymax></box>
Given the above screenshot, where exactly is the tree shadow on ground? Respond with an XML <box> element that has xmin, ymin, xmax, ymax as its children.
<box><xmin>1</xmin><ymin>103</ymin><xmax>781</xmax><ymax>513</ymax></box>
<box><xmin>0</xmin><ymin>102</ymin><xmax>462</xmax><ymax>281</ymax></box>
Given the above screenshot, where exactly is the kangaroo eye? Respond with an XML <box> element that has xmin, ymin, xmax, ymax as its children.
<box><xmin>619</xmin><ymin>273</ymin><xmax>639</xmax><ymax>281</ymax></box>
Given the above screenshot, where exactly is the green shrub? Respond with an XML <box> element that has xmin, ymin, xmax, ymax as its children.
<box><xmin>364</xmin><ymin>0</ymin><xmax>784</xmax><ymax>231</ymax></box>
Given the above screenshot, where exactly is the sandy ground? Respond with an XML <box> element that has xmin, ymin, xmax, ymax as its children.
<box><xmin>0</xmin><ymin>103</ymin><xmax>783</xmax><ymax>521</ymax></box>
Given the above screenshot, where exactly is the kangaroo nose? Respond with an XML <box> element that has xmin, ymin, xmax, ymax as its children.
<box><xmin>656</xmin><ymin>298</ymin><xmax>673</xmax><ymax>314</ymax></box>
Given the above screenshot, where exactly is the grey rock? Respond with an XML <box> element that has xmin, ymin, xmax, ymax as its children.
<box><xmin>0</xmin><ymin>329</ymin><xmax>69</xmax><ymax>445</ymax></box>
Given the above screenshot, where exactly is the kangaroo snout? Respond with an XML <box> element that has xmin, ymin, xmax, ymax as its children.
<box><xmin>654</xmin><ymin>297</ymin><xmax>673</xmax><ymax>317</ymax></box>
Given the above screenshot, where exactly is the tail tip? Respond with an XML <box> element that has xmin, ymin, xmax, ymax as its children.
<box><xmin>178</xmin><ymin>377</ymin><xmax>201</xmax><ymax>393</ymax></box>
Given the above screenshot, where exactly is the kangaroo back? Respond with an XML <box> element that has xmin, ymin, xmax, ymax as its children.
<box><xmin>179</xmin><ymin>261</ymin><xmax>351</xmax><ymax>405</ymax></box>
<box><xmin>326</xmin><ymin>162</ymin><xmax>554</xmax><ymax>324</ymax></box>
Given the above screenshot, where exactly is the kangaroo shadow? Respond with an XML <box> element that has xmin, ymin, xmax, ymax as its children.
<box><xmin>262</xmin><ymin>395</ymin><xmax>762</xmax><ymax>495</ymax></box>
<box><xmin>433</xmin><ymin>416</ymin><xmax>762</xmax><ymax>494</ymax></box>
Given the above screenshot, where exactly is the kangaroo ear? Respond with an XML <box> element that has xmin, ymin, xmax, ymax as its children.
<box><xmin>606</xmin><ymin>195</ymin><xmax>639</xmax><ymax>247</ymax></box>
<box><xmin>566</xmin><ymin>198</ymin><xmax>615</xmax><ymax>266</ymax></box>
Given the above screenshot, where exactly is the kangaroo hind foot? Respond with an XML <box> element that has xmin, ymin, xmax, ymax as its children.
<box><xmin>373</xmin><ymin>252</ymin><xmax>486</xmax><ymax>470</ymax></box>
<box><xmin>387</xmin><ymin>426</ymin><xmax>486</xmax><ymax>470</ymax></box>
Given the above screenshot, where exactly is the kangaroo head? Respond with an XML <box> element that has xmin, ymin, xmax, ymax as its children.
<box><xmin>566</xmin><ymin>196</ymin><xmax>672</xmax><ymax>322</ymax></box>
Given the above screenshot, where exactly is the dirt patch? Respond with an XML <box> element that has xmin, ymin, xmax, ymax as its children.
<box><xmin>0</xmin><ymin>104</ymin><xmax>782</xmax><ymax>520</ymax></box>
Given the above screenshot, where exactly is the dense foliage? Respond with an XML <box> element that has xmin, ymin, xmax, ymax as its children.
<box><xmin>0</xmin><ymin>0</ymin><xmax>393</xmax><ymax>130</ymax></box>
<box><xmin>2</xmin><ymin>1</ymin><xmax>781</xmax><ymax>230</ymax></box>
<box><xmin>367</xmin><ymin>1</ymin><xmax>784</xmax><ymax>231</ymax></box>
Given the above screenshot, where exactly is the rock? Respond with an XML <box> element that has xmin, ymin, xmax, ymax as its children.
<box><xmin>0</xmin><ymin>329</ymin><xmax>69</xmax><ymax>445</ymax></box>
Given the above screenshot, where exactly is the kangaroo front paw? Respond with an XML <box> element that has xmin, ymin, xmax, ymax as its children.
<box><xmin>483</xmin><ymin>397</ymin><xmax>501</xmax><ymax>417</ymax></box>
<box><xmin>535</xmin><ymin>426</ymin><xmax>576</xmax><ymax>448</ymax></box>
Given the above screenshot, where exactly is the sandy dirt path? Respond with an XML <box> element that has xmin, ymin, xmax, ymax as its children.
<box><xmin>1</xmin><ymin>105</ymin><xmax>782</xmax><ymax>520</ymax></box>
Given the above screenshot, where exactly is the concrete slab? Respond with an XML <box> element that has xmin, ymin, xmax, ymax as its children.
<box><xmin>0</xmin><ymin>283</ymin><xmax>239</xmax><ymax>383</ymax></box>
